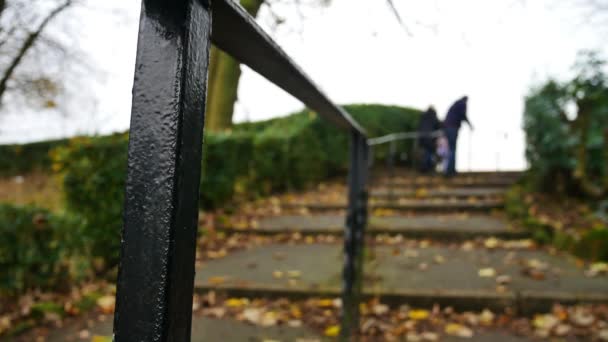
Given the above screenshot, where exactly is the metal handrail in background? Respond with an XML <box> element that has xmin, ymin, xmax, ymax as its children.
<box><xmin>113</xmin><ymin>0</ymin><xmax>369</xmax><ymax>340</ymax></box>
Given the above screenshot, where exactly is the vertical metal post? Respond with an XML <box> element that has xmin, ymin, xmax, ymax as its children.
<box><xmin>113</xmin><ymin>0</ymin><xmax>211</xmax><ymax>341</ymax></box>
<box><xmin>341</xmin><ymin>131</ymin><xmax>369</xmax><ymax>340</ymax></box>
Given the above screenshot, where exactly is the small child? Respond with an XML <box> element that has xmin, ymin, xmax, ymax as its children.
<box><xmin>436</xmin><ymin>135</ymin><xmax>449</xmax><ymax>173</ymax></box>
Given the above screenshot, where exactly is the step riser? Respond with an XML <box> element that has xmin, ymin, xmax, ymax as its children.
<box><xmin>281</xmin><ymin>205</ymin><xmax>504</xmax><ymax>213</ymax></box>
<box><xmin>194</xmin><ymin>285</ymin><xmax>608</xmax><ymax>316</ymax></box>
<box><xmin>218</xmin><ymin>227</ymin><xmax>530</xmax><ymax>241</ymax></box>
<box><xmin>373</xmin><ymin>182</ymin><xmax>516</xmax><ymax>188</ymax></box>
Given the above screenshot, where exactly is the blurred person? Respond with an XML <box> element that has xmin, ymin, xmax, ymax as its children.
<box><xmin>417</xmin><ymin>105</ymin><xmax>441</xmax><ymax>173</ymax></box>
<box><xmin>443</xmin><ymin>96</ymin><xmax>473</xmax><ymax>176</ymax></box>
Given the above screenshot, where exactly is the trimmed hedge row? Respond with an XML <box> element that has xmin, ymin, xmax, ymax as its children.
<box><xmin>0</xmin><ymin>138</ymin><xmax>69</xmax><ymax>176</ymax></box>
<box><xmin>0</xmin><ymin>204</ymin><xmax>87</xmax><ymax>295</ymax></box>
<box><xmin>49</xmin><ymin>104</ymin><xmax>420</xmax><ymax>263</ymax></box>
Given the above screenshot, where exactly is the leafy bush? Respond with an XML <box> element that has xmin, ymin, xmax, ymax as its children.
<box><xmin>0</xmin><ymin>204</ymin><xmax>87</xmax><ymax>295</ymax></box>
<box><xmin>0</xmin><ymin>138</ymin><xmax>68</xmax><ymax>176</ymax></box>
<box><xmin>51</xmin><ymin>134</ymin><xmax>129</xmax><ymax>266</ymax></box>
<box><xmin>50</xmin><ymin>104</ymin><xmax>420</xmax><ymax>264</ymax></box>
<box><xmin>200</xmin><ymin>132</ymin><xmax>253</xmax><ymax>207</ymax></box>
<box><xmin>524</xmin><ymin>51</ymin><xmax>608</xmax><ymax>197</ymax></box>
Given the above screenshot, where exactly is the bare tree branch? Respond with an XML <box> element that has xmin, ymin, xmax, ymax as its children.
<box><xmin>0</xmin><ymin>0</ymin><xmax>73</xmax><ymax>105</ymax></box>
<box><xmin>385</xmin><ymin>0</ymin><xmax>413</xmax><ymax>37</ymax></box>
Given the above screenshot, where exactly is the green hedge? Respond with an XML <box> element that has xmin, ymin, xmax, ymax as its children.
<box><xmin>50</xmin><ymin>104</ymin><xmax>420</xmax><ymax>264</ymax></box>
<box><xmin>0</xmin><ymin>138</ymin><xmax>69</xmax><ymax>176</ymax></box>
<box><xmin>51</xmin><ymin>134</ymin><xmax>129</xmax><ymax>265</ymax></box>
<box><xmin>0</xmin><ymin>204</ymin><xmax>87</xmax><ymax>295</ymax></box>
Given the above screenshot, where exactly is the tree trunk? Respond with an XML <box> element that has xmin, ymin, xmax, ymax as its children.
<box><xmin>205</xmin><ymin>0</ymin><xmax>264</xmax><ymax>131</ymax></box>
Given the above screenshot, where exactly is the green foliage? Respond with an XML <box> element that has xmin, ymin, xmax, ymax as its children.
<box><xmin>49</xmin><ymin>104</ymin><xmax>420</xmax><ymax>265</ymax></box>
<box><xmin>200</xmin><ymin>132</ymin><xmax>253</xmax><ymax>208</ymax></box>
<box><xmin>51</xmin><ymin>134</ymin><xmax>129</xmax><ymax>266</ymax></box>
<box><xmin>0</xmin><ymin>204</ymin><xmax>87</xmax><ymax>295</ymax></box>
<box><xmin>505</xmin><ymin>185</ymin><xmax>608</xmax><ymax>261</ymax></box>
<box><xmin>575</xmin><ymin>228</ymin><xmax>608</xmax><ymax>261</ymax></box>
<box><xmin>524</xmin><ymin>51</ymin><xmax>608</xmax><ymax>196</ymax></box>
<box><xmin>0</xmin><ymin>138</ymin><xmax>68</xmax><ymax>176</ymax></box>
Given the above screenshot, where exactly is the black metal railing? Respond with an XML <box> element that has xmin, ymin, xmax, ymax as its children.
<box><xmin>113</xmin><ymin>0</ymin><xmax>369</xmax><ymax>340</ymax></box>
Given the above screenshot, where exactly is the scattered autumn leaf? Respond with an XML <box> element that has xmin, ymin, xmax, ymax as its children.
<box><xmin>324</xmin><ymin>325</ymin><xmax>340</xmax><ymax>337</ymax></box>
<box><xmin>408</xmin><ymin>309</ymin><xmax>430</xmax><ymax>320</ymax></box>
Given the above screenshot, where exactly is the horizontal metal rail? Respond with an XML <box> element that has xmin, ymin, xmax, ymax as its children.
<box><xmin>211</xmin><ymin>0</ymin><xmax>366</xmax><ymax>136</ymax></box>
<box><xmin>368</xmin><ymin>130</ymin><xmax>443</xmax><ymax>146</ymax></box>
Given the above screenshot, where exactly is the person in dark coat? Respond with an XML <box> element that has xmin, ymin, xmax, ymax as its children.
<box><xmin>417</xmin><ymin>106</ymin><xmax>441</xmax><ymax>173</ymax></box>
<box><xmin>443</xmin><ymin>96</ymin><xmax>473</xmax><ymax>176</ymax></box>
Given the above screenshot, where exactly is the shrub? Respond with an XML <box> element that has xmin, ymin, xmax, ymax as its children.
<box><xmin>523</xmin><ymin>51</ymin><xmax>608</xmax><ymax>197</ymax></box>
<box><xmin>0</xmin><ymin>138</ymin><xmax>69</xmax><ymax>177</ymax></box>
<box><xmin>50</xmin><ymin>104</ymin><xmax>420</xmax><ymax>264</ymax></box>
<box><xmin>0</xmin><ymin>204</ymin><xmax>87</xmax><ymax>295</ymax></box>
<box><xmin>200</xmin><ymin>132</ymin><xmax>254</xmax><ymax>207</ymax></box>
<box><xmin>51</xmin><ymin>134</ymin><xmax>129</xmax><ymax>266</ymax></box>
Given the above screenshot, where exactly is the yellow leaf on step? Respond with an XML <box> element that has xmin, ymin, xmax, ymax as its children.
<box><xmin>445</xmin><ymin>323</ymin><xmax>473</xmax><ymax>338</ymax></box>
<box><xmin>225</xmin><ymin>298</ymin><xmax>248</xmax><ymax>308</ymax></box>
<box><xmin>324</xmin><ymin>325</ymin><xmax>340</xmax><ymax>337</ymax></box>
<box><xmin>91</xmin><ymin>336</ymin><xmax>112</xmax><ymax>342</ymax></box>
<box><xmin>408</xmin><ymin>309</ymin><xmax>430</xmax><ymax>320</ymax></box>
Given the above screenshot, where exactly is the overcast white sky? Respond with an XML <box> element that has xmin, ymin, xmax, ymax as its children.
<box><xmin>0</xmin><ymin>0</ymin><xmax>606</xmax><ymax>171</ymax></box>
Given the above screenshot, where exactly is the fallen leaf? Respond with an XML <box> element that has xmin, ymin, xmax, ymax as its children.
<box><xmin>554</xmin><ymin>324</ymin><xmax>571</xmax><ymax>336</ymax></box>
<box><xmin>316</xmin><ymin>299</ymin><xmax>335</xmax><ymax>308</ymax></box>
<box><xmin>570</xmin><ymin>308</ymin><xmax>595</xmax><ymax>327</ymax></box>
<box><xmin>420</xmin><ymin>332</ymin><xmax>439</xmax><ymax>341</ymax></box>
<box><xmin>288</xmin><ymin>319</ymin><xmax>303</xmax><ymax>327</ymax></box>
<box><xmin>261</xmin><ymin>311</ymin><xmax>278</xmax><ymax>327</ymax></box>
<box><xmin>462</xmin><ymin>241</ymin><xmax>475</xmax><ymax>251</ymax></box>
<box><xmin>225</xmin><ymin>298</ymin><xmax>248</xmax><ymax>308</ymax></box>
<box><xmin>243</xmin><ymin>308</ymin><xmax>262</xmax><ymax>324</ymax></box>
<box><xmin>484</xmin><ymin>237</ymin><xmax>499</xmax><ymax>249</ymax></box>
<box><xmin>478</xmin><ymin>268</ymin><xmax>496</xmax><ymax>278</ymax></box>
<box><xmin>203</xmin><ymin>307</ymin><xmax>226</xmax><ymax>318</ymax></box>
<box><xmin>91</xmin><ymin>336</ymin><xmax>112</xmax><ymax>342</ymax></box>
<box><xmin>373</xmin><ymin>303</ymin><xmax>389</xmax><ymax>315</ymax></box>
<box><xmin>479</xmin><ymin>309</ymin><xmax>495</xmax><ymax>325</ymax></box>
<box><xmin>408</xmin><ymin>309</ymin><xmax>430</xmax><ymax>320</ymax></box>
<box><xmin>207</xmin><ymin>276</ymin><xmax>227</xmax><ymax>285</ymax></box>
<box><xmin>533</xmin><ymin>314</ymin><xmax>559</xmax><ymax>330</ymax></box>
<box><xmin>324</xmin><ymin>325</ymin><xmax>340</xmax><ymax>337</ymax></box>
<box><xmin>445</xmin><ymin>323</ymin><xmax>473</xmax><ymax>338</ymax></box>
<box><xmin>96</xmin><ymin>296</ymin><xmax>115</xmax><ymax>314</ymax></box>
<box><xmin>287</xmin><ymin>270</ymin><xmax>302</xmax><ymax>278</ymax></box>
<box><xmin>496</xmin><ymin>275</ymin><xmax>512</xmax><ymax>285</ymax></box>
<box><xmin>586</xmin><ymin>262</ymin><xmax>608</xmax><ymax>277</ymax></box>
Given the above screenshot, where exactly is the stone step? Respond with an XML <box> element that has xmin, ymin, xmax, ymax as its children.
<box><xmin>373</xmin><ymin>177</ymin><xmax>518</xmax><ymax>188</ymax></box>
<box><xmin>370</xmin><ymin>187</ymin><xmax>506</xmax><ymax>199</ymax></box>
<box><xmin>196</xmin><ymin>243</ymin><xmax>608</xmax><ymax>314</ymax></box>
<box><xmin>223</xmin><ymin>215</ymin><xmax>528</xmax><ymax>240</ymax></box>
<box><xmin>28</xmin><ymin>304</ymin><xmax>539</xmax><ymax>342</ymax></box>
<box><xmin>281</xmin><ymin>199</ymin><xmax>504</xmax><ymax>213</ymax></box>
